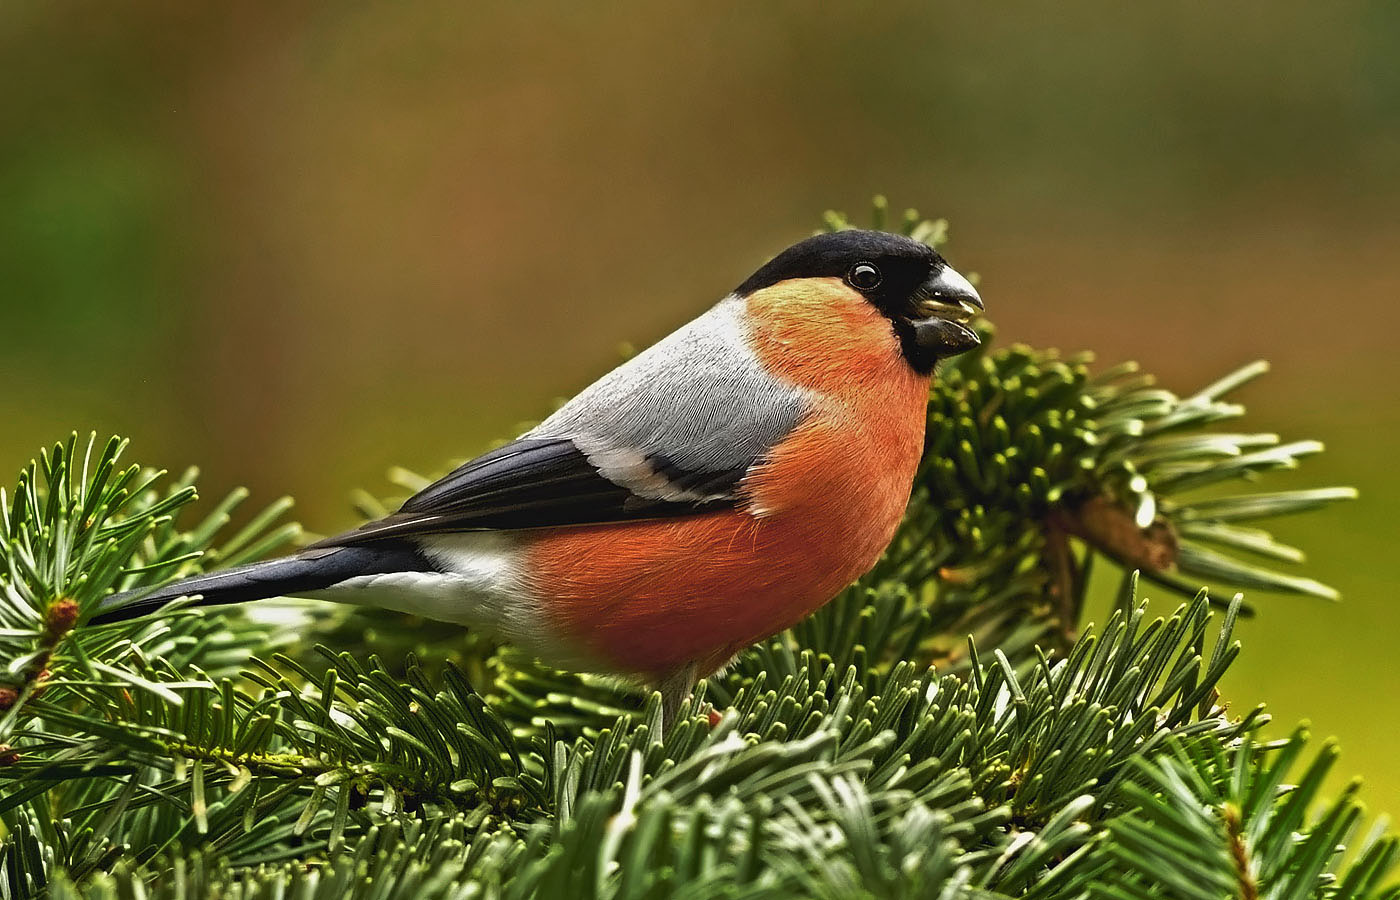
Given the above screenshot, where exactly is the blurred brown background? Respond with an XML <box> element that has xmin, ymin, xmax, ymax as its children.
<box><xmin>3</xmin><ymin>2</ymin><xmax>1397</xmax><ymax>812</ymax></box>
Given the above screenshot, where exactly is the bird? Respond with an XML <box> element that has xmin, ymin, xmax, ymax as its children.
<box><xmin>92</xmin><ymin>229</ymin><xmax>983</xmax><ymax>725</ymax></box>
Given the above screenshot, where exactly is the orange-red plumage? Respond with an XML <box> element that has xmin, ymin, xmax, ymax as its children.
<box><xmin>525</xmin><ymin>279</ymin><xmax>929</xmax><ymax>678</ymax></box>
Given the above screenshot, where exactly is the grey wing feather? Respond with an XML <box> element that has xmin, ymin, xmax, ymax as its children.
<box><xmin>526</xmin><ymin>296</ymin><xmax>808</xmax><ymax>501</ymax></box>
<box><xmin>313</xmin><ymin>297</ymin><xmax>809</xmax><ymax>547</ymax></box>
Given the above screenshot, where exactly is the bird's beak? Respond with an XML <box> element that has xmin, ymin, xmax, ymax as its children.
<box><xmin>910</xmin><ymin>265</ymin><xmax>983</xmax><ymax>357</ymax></box>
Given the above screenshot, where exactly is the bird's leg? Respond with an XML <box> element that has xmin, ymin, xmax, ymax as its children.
<box><xmin>655</xmin><ymin>662</ymin><xmax>699</xmax><ymax>735</ymax></box>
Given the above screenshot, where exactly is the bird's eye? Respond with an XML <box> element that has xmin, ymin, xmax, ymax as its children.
<box><xmin>847</xmin><ymin>262</ymin><xmax>882</xmax><ymax>291</ymax></box>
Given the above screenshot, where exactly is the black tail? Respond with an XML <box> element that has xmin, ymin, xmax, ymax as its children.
<box><xmin>90</xmin><ymin>541</ymin><xmax>435</xmax><ymax>626</ymax></box>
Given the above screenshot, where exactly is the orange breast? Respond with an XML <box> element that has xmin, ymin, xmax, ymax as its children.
<box><xmin>524</xmin><ymin>280</ymin><xmax>930</xmax><ymax>678</ymax></box>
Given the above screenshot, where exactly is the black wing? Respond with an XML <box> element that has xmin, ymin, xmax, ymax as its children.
<box><xmin>311</xmin><ymin>437</ymin><xmax>738</xmax><ymax>547</ymax></box>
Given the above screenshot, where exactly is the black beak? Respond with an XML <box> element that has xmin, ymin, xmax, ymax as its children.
<box><xmin>920</xmin><ymin>265</ymin><xmax>983</xmax><ymax>314</ymax></box>
<box><xmin>908</xmin><ymin>265</ymin><xmax>983</xmax><ymax>362</ymax></box>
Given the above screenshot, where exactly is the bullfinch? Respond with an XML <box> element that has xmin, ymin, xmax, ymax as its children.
<box><xmin>93</xmin><ymin>229</ymin><xmax>984</xmax><ymax>724</ymax></box>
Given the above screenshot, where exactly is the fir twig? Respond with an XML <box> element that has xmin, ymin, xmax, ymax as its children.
<box><xmin>0</xmin><ymin>203</ymin><xmax>1388</xmax><ymax>900</ymax></box>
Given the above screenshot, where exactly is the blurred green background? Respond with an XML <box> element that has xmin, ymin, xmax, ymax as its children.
<box><xmin>2</xmin><ymin>2</ymin><xmax>1397</xmax><ymax>813</ymax></box>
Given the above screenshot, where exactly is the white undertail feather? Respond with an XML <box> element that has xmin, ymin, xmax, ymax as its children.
<box><xmin>304</xmin><ymin>532</ymin><xmax>604</xmax><ymax>672</ymax></box>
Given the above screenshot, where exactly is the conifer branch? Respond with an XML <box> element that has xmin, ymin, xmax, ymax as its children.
<box><xmin>0</xmin><ymin>203</ymin><xmax>1390</xmax><ymax>899</ymax></box>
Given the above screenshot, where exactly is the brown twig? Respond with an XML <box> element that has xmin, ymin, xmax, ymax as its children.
<box><xmin>1042</xmin><ymin>495</ymin><xmax>1181</xmax><ymax>647</ymax></box>
<box><xmin>0</xmin><ymin>597</ymin><xmax>81</xmax><ymax>765</ymax></box>
<box><xmin>1224</xmin><ymin>803</ymin><xmax>1259</xmax><ymax>900</ymax></box>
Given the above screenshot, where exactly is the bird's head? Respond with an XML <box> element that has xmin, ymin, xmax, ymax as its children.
<box><xmin>734</xmin><ymin>229</ymin><xmax>983</xmax><ymax>374</ymax></box>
